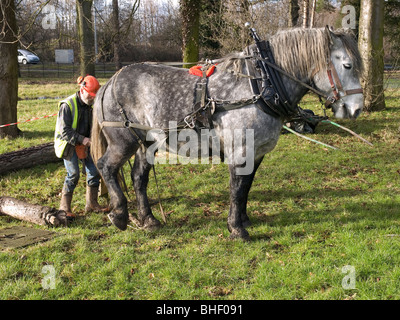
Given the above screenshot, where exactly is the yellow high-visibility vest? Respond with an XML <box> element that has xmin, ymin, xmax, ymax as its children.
<box><xmin>54</xmin><ymin>94</ymin><xmax>79</xmax><ymax>158</ymax></box>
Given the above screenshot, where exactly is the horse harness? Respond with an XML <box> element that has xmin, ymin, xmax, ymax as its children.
<box><xmin>98</xmin><ymin>29</ymin><xmax>364</xmax><ymax>148</ymax></box>
<box><xmin>181</xmin><ymin>30</ymin><xmax>364</xmax><ymax>132</ymax></box>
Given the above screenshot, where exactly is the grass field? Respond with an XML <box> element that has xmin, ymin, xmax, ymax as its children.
<box><xmin>0</xmin><ymin>75</ymin><xmax>400</xmax><ymax>301</ymax></box>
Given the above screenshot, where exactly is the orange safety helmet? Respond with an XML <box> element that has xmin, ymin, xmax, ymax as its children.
<box><xmin>77</xmin><ymin>75</ymin><xmax>100</xmax><ymax>97</ymax></box>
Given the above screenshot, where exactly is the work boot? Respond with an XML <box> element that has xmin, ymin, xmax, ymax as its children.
<box><xmin>59</xmin><ymin>190</ymin><xmax>76</xmax><ymax>220</ymax></box>
<box><xmin>85</xmin><ymin>186</ymin><xmax>110</xmax><ymax>213</ymax></box>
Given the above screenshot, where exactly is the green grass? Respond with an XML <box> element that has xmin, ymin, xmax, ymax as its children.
<box><xmin>1</xmin><ymin>78</ymin><xmax>400</xmax><ymax>300</ymax></box>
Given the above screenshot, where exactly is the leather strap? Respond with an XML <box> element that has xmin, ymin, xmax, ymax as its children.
<box><xmin>345</xmin><ymin>88</ymin><xmax>364</xmax><ymax>95</ymax></box>
<box><xmin>329</xmin><ymin>61</ymin><xmax>344</xmax><ymax>92</ymax></box>
<box><xmin>100</xmin><ymin>121</ymin><xmax>164</xmax><ymax>132</ymax></box>
<box><xmin>327</xmin><ymin>61</ymin><xmax>363</xmax><ymax>98</ymax></box>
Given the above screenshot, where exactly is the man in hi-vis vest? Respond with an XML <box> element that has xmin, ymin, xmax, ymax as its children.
<box><xmin>54</xmin><ymin>75</ymin><xmax>109</xmax><ymax>220</ymax></box>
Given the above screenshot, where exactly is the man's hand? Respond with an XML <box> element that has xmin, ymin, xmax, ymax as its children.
<box><xmin>82</xmin><ymin>137</ymin><xmax>91</xmax><ymax>147</ymax></box>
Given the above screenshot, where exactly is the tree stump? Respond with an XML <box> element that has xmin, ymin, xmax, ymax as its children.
<box><xmin>0</xmin><ymin>196</ymin><xmax>67</xmax><ymax>227</ymax></box>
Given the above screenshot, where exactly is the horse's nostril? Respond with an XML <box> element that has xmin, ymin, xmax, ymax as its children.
<box><xmin>353</xmin><ymin>109</ymin><xmax>362</xmax><ymax>119</ymax></box>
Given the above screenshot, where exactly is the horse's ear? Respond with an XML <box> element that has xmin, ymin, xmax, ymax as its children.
<box><xmin>325</xmin><ymin>25</ymin><xmax>335</xmax><ymax>45</ymax></box>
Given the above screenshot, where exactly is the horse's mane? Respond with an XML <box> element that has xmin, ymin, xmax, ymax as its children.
<box><xmin>218</xmin><ymin>28</ymin><xmax>362</xmax><ymax>79</ymax></box>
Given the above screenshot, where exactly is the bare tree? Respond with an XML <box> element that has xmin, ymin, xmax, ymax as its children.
<box><xmin>15</xmin><ymin>0</ymin><xmax>77</xmax><ymax>61</ymax></box>
<box><xmin>288</xmin><ymin>0</ymin><xmax>300</xmax><ymax>27</ymax></box>
<box><xmin>0</xmin><ymin>0</ymin><xmax>19</xmax><ymax>138</ymax></box>
<box><xmin>358</xmin><ymin>0</ymin><xmax>386</xmax><ymax>111</ymax></box>
<box><xmin>77</xmin><ymin>0</ymin><xmax>95</xmax><ymax>76</ymax></box>
<box><xmin>111</xmin><ymin>0</ymin><xmax>140</xmax><ymax>67</ymax></box>
<box><xmin>112</xmin><ymin>0</ymin><xmax>122</xmax><ymax>70</ymax></box>
<box><xmin>302</xmin><ymin>0</ymin><xmax>309</xmax><ymax>28</ymax></box>
<box><xmin>310</xmin><ymin>0</ymin><xmax>317</xmax><ymax>28</ymax></box>
<box><xmin>222</xmin><ymin>0</ymin><xmax>252</xmax><ymax>51</ymax></box>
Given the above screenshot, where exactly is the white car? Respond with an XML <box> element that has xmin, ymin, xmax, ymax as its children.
<box><xmin>18</xmin><ymin>49</ymin><xmax>40</xmax><ymax>64</ymax></box>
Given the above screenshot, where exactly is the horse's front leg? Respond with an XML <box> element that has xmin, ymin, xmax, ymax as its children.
<box><xmin>227</xmin><ymin>157</ymin><xmax>263</xmax><ymax>240</ymax></box>
<box><xmin>131</xmin><ymin>149</ymin><xmax>161</xmax><ymax>230</ymax></box>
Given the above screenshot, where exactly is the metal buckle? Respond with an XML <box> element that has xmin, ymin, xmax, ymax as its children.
<box><xmin>123</xmin><ymin>120</ymin><xmax>131</xmax><ymax>128</ymax></box>
<box><xmin>184</xmin><ymin>115</ymin><xmax>195</xmax><ymax>129</ymax></box>
<box><xmin>274</xmin><ymin>93</ymin><xmax>280</xmax><ymax>105</ymax></box>
<box><xmin>252</xmin><ymin>95</ymin><xmax>261</xmax><ymax>104</ymax></box>
<box><xmin>210</xmin><ymin>100</ymin><xmax>216</xmax><ymax>115</ymax></box>
<box><xmin>327</xmin><ymin>96</ymin><xmax>337</xmax><ymax>104</ymax></box>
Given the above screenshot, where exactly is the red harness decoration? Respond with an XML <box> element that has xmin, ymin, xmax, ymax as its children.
<box><xmin>189</xmin><ymin>65</ymin><xmax>216</xmax><ymax>78</ymax></box>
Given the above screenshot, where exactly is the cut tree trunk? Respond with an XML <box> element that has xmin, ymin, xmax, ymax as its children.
<box><xmin>0</xmin><ymin>196</ymin><xmax>67</xmax><ymax>227</ymax></box>
<box><xmin>0</xmin><ymin>142</ymin><xmax>61</xmax><ymax>176</ymax></box>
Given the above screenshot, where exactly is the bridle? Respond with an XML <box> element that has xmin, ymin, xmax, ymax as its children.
<box><xmin>325</xmin><ymin>60</ymin><xmax>363</xmax><ymax>108</ymax></box>
<box><xmin>258</xmin><ymin>56</ymin><xmax>363</xmax><ymax>113</ymax></box>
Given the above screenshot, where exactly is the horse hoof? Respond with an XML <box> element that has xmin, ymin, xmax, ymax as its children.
<box><xmin>108</xmin><ymin>212</ymin><xmax>128</xmax><ymax>231</ymax></box>
<box><xmin>229</xmin><ymin>228</ymin><xmax>250</xmax><ymax>241</ymax></box>
<box><xmin>142</xmin><ymin>217</ymin><xmax>162</xmax><ymax>231</ymax></box>
<box><xmin>130</xmin><ymin>215</ymin><xmax>161</xmax><ymax>231</ymax></box>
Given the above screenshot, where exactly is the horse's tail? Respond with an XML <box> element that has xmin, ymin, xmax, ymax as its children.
<box><xmin>91</xmin><ymin>83</ymin><xmax>109</xmax><ymax>166</ymax></box>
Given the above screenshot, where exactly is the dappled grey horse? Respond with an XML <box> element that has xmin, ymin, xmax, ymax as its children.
<box><xmin>91</xmin><ymin>27</ymin><xmax>364</xmax><ymax>240</ymax></box>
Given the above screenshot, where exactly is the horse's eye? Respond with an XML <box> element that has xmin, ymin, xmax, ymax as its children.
<box><xmin>343</xmin><ymin>63</ymin><xmax>352</xmax><ymax>70</ymax></box>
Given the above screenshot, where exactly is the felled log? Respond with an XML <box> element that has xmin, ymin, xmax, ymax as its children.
<box><xmin>0</xmin><ymin>142</ymin><xmax>61</xmax><ymax>176</ymax></box>
<box><xmin>0</xmin><ymin>196</ymin><xmax>67</xmax><ymax>227</ymax></box>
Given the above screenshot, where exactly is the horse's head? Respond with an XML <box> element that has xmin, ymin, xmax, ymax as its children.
<box><xmin>312</xmin><ymin>27</ymin><xmax>364</xmax><ymax>120</ymax></box>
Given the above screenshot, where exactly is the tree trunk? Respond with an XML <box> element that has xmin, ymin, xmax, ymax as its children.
<box><xmin>77</xmin><ymin>0</ymin><xmax>96</xmax><ymax>76</ymax></box>
<box><xmin>112</xmin><ymin>0</ymin><xmax>122</xmax><ymax>70</ymax></box>
<box><xmin>288</xmin><ymin>0</ymin><xmax>300</xmax><ymax>27</ymax></box>
<box><xmin>181</xmin><ymin>0</ymin><xmax>201</xmax><ymax>68</ymax></box>
<box><xmin>0</xmin><ymin>0</ymin><xmax>19</xmax><ymax>139</ymax></box>
<box><xmin>0</xmin><ymin>142</ymin><xmax>61</xmax><ymax>176</ymax></box>
<box><xmin>0</xmin><ymin>197</ymin><xmax>67</xmax><ymax>227</ymax></box>
<box><xmin>302</xmin><ymin>0</ymin><xmax>310</xmax><ymax>28</ymax></box>
<box><xmin>310</xmin><ymin>0</ymin><xmax>316</xmax><ymax>28</ymax></box>
<box><xmin>358</xmin><ymin>0</ymin><xmax>386</xmax><ymax>111</ymax></box>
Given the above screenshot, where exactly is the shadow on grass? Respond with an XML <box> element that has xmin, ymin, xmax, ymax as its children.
<box><xmin>135</xmin><ymin>184</ymin><xmax>400</xmax><ymax>241</ymax></box>
<box><xmin>6</xmin><ymin>159</ymin><xmax>395</xmax><ymax>242</ymax></box>
<box><xmin>19</xmin><ymin>129</ymin><xmax>55</xmax><ymax>141</ymax></box>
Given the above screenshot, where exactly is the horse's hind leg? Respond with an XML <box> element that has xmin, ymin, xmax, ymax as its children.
<box><xmin>97</xmin><ymin>145</ymin><xmax>134</xmax><ymax>231</ymax></box>
<box><xmin>131</xmin><ymin>148</ymin><xmax>161</xmax><ymax>230</ymax></box>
